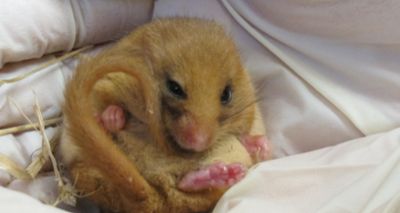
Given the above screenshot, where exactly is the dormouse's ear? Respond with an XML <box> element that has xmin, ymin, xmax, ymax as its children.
<box><xmin>130</xmin><ymin>32</ymin><xmax>169</xmax><ymax>76</ymax></box>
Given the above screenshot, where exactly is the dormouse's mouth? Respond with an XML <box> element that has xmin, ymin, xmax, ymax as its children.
<box><xmin>165</xmin><ymin>131</ymin><xmax>197</xmax><ymax>155</ymax></box>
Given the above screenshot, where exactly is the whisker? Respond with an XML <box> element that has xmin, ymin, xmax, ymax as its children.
<box><xmin>221</xmin><ymin>96</ymin><xmax>265</xmax><ymax>125</ymax></box>
<box><xmin>254</xmin><ymin>79</ymin><xmax>268</xmax><ymax>96</ymax></box>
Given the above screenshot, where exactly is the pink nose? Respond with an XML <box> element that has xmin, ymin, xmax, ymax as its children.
<box><xmin>183</xmin><ymin>129</ymin><xmax>211</xmax><ymax>152</ymax></box>
<box><xmin>186</xmin><ymin>130</ymin><xmax>210</xmax><ymax>152</ymax></box>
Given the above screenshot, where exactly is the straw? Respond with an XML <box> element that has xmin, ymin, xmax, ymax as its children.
<box><xmin>0</xmin><ymin>46</ymin><xmax>92</xmax><ymax>85</ymax></box>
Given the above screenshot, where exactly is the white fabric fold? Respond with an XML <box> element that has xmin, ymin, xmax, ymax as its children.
<box><xmin>214</xmin><ymin>127</ymin><xmax>400</xmax><ymax>213</ymax></box>
<box><xmin>0</xmin><ymin>186</ymin><xmax>67</xmax><ymax>212</ymax></box>
<box><xmin>0</xmin><ymin>0</ymin><xmax>153</xmax><ymax>68</ymax></box>
<box><xmin>0</xmin><ymin>128</ymin><xmax>59</xmax><ymax>185</ymax></box>
<box><xmin>0</xmin><ymin>45</ymin><xmax>109</xmax><ymax>128</ymax></box>
<box><xmin>0</xmin><ymin>56</ymin><xmax>68</xmax><ymax>128</ymax></box>
<box><xmin>222</xmin><ymin>0</ymin><xmax>400</xmax><ymax>135</ymax></box>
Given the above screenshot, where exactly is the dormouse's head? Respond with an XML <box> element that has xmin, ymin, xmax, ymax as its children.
<box><xmin>136</xmin><ymin>18</ymin><xmax>256</xmax><ymax>152</ymax></box>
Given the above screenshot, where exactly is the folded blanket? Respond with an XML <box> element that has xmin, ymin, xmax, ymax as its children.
<box><xmin>221</xmin><ymin>0</ymin><xmax>400</xmax><ymax>135</ymax></box>
<box><xmin>0</xmin><ymin>0</ymin><xmax>153</xmax><ymax>68</ymax></box>
<box><xmin>214</xmin><ymin>127</ymin><xmax>400</xmax><ymax>213</ymax></box>
<box><xmin>0</xmin><ymin>186</ymin><xmax>66</xmax><ymax>213</ymax></box>
<box><xmin>0</xmin><ymin>127</ymin><xmax>59</xmax><ymax>186</ymax></box>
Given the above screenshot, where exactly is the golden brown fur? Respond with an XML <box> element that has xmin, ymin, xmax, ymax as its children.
<box><xmin>60</xmin><ymin>18</ymin><xmax>264</xmax><ymax>212</ymax></box>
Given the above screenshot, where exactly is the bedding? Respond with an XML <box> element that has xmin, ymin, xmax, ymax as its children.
<box><xmin>0</xmin><ymin>0</ymin><xmax>399</xmax><ymax>212</ymax></box>
<box><xmin>0</xmin><ymin>0</ymin><xmax>153</xmax><ymax>68</ymax></box>
<box><xmin>214</xmin><ymin>127</ymin><xmax>400</xmax><ymax>212</ymax></box>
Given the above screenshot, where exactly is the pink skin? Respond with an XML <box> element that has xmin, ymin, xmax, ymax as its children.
<box><xmin>97</xmin><ymin>105</ymin><xmax>126</xmax><ymax>133</ymax></box>
<box><xmin>179</xmin><ymin>123</ymin><xmax>211</xmax><ymax>152</ymax></box>
<box><xmin>240</xmin><ymin>135</ymin><xmax>270</xmax><ymax>161</ymax></box>
<box><xmin>178</xmin><ymin>162</ymin><xmax>246</xmax><ymax>192</ymax></box>
<box><xmin>97</xmin><ymin>105</ymin><xmax>269</xmax><ymax>191</ymax></box>
<box><xmin>178</xmin><ymin>136</ymin><xmax>269</xmax><ymax>192</ymax></box>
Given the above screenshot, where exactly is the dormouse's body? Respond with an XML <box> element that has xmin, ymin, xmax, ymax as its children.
<box><xmin>59</xmin><ymin>18</ymin><xmax>269</xmax><ymax>212</ymax></box>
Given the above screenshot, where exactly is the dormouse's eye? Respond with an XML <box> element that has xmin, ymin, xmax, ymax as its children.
<box><xmin>167</xmin><ymin>79</ymin><xmax>187</xmax><ymax>99</ymax></box>
<box><xmin>221</xmin><ymin>85</ymin><xmax>232</xmax><ymax>105</ymax></box>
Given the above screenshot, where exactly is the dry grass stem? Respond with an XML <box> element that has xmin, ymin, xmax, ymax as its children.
<box><xmin>0</xmin><ymin>154</ymin><xmax>31</xmax><ymax>180</ymax></box>
<box><xmin>0</xmin><ymin>45</ymin><xmax>92</xmax><ymax>85</ymax></box>
<box><xmin>33</xmin><ymin>97</ymin><xmax>77</xmax><ymax>206</ymax></box>
<box><xmin>0</xmin><ymin>45</ymin><xmax>92</xmax><ymax>206</ymax></box>
<box><xmin>26</xmin><ymin>131</ymin><xmax>60</xmax><ymax>178</ymax></box>
<box><xmin>0</xmin><ymin>117</ymin><xmax>62</xmax><ymax>136</ymax></box>
<box><xmin>33</xmin><ymin>98</ymin><xmax>62</xmax><ymax>186</ymax></box>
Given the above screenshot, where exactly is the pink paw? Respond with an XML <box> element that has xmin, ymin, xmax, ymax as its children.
<box><xmin>178</xmin><ymin>162</ymin><xmax>246</xmax><ymax>192</ymax></box>
<box><xmin>97</xmin><ymin>105</ymin><xmax>126</xmax><ymax>133</ymax></box>
<box><xmin>240</xmin><ymin>135</ymin><xmax>270</xmax><ymax>162</ymax></box>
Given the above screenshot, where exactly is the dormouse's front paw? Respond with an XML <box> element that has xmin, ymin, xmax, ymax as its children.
<box><xmin>240</xmin><ymin>135</ymin><xmax>270</xmax><ymax>162</ymax></box>
<box><xmin>96</xmin><ymin>105</ymin><xmax>126</xmax><ymax>133</ymax></box>
<box><xmin>178</xmin><ymin>162</ymin><xmax>246</xmax><ymax>192</ymax></box>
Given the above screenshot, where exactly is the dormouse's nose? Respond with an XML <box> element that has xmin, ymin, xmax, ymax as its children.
<box><xmin>181</xmin><ymin>125</ymin><xmax>212</xmax><ymax>152</ymax></box>
<box><xmin>176</xmin><ymin>114</ymin><xmax>216</xmax><ymax>152</ymax></box>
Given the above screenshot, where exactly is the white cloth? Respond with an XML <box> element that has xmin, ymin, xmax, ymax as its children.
<box><xmin>0</xmin><ymin>128</ymin><xmax>59</xmax><ymax>186</ymax></box>
<box><xmin>0</xmin><ymin>56</ymin><xmax>69</xmax><ymax>128</ymax></box>
<box><xmin>0</xmin><ymin>45</ymin><xmax>107</xmax><ymax>128</ymax></box>
<box><xmin>221</xmin><ymin>0</ymin><xmax>400</xmax><ymax>136</ymax></box>
<box><xmin>214</xmin><ymin>127</ymin><xmax>400</xmax><ymax>213</ymax></box>
<box><xmin>0</xmin><ymin>186</ymin><xmax>67</xmax><ymax>213</ymax></box>
<box><xmin>0</xmin><ymin>0</ymin><xmax>153</xmax><ymax>68</ymax></box>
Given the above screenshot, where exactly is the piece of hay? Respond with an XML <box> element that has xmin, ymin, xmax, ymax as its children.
<box><xmin>0</xmin><ymin>154</ymin><xmax>31</xmax><ymax>180</ymax></box>
<box><xmin>0</xmin><ymin>44</ymin><xmax>94</xmax><ymax>206</ymax></box>
<box><xmin>32</xmin><ymin>97</ymin><xmax>76</xmax><ymax>206</ymax></box>
<box><xmin>0</xmin><ymin>100</ymin><xmax>76</xmax><ymax>206</ymax></box>
<box><xmin>0</xmin><ymin>117</ymin><xmax>62</xmax><ymax>137</ymax></box>
<box><xmin>0</xmin><ymin>45</ymin><xmax>92</xmax><ymax>85</ymax></box>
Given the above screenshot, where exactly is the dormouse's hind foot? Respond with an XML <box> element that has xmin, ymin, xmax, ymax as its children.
<box><xmin>240</xmin><ymin>135</ymin><xmax>270</xmax><ymax>162</ymax></box>
<box><xmin>178</xmin><ymin>162</ymin><xmax>246</xmax><ymax>192</ymax></box>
